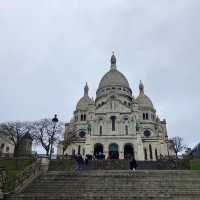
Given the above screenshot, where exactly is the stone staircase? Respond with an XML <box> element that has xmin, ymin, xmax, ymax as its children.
<box><xmin>5</xmin><ymin>170</ymin><xmax>200</xmax><ymax>200</ymax></box>
<box><xmin>84</xmin><ymin>159</ymin><xmax>189</xmax><ymax>170</ymax></box>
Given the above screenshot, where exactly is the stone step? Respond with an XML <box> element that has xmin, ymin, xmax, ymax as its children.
<box><xmin>45</xmin><ymin>170</ymin><xmax>200</xmax><ymax>177</ymax></box>
<box><xmin>32</xmin><ymin>184</ymin><xmax>199</xmax><ymax>188</ymax></box>
<box><xmin>6</xmin><ymin>194</ymin><xmax>200</xmax><ymax>200</ymax></box>
<box><xmin>81</xmin><ymin>160</ymin><xmax>190</xmax><ymax>170</ymax></box>
<box><xmin>22</xmin><ymin>189</ymin><xmax>200</xmax><ymax>194</ymax></box>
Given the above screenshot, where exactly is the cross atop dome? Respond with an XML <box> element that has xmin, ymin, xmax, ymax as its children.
<box><xmin>110</xmin><ymin>52</ymin><xmax>117</xmax><ymax>70</ymax></box>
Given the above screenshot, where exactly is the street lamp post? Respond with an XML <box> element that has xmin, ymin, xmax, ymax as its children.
<box><xmin>50</xmin><ymin>114</ymin><xmax>58</xmax><ymax>159</ymax></box>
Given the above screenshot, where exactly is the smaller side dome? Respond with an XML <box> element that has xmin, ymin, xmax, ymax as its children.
<box><xmin>136</xmin><ymin>80</ymin><xmax>154</xmax><ymax>109</ymax></box>
<box><xmin>76</xmin><ymin>83</ymin><xmax>93</xmax><ymax>110</ymax></box>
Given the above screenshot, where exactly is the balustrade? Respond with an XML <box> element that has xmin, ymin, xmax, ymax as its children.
<box><xmin>15</xmin><ymin>156</ymin><xmax>49</xmax><ymax>193</ymax></box>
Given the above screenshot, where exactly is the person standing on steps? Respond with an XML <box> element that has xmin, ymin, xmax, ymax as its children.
<box><xmin>83</xmin><ymin>154</ymin><xmax>88</xmax><ymax>166</ymax></box>
<box><xmin>129</xmin><ymin>157</ymin><xmax>137</xmax><ymax>172</ymax></box>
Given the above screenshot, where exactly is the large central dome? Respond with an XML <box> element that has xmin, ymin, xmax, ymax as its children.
<box><xmin>98</xmin><ymin>69</ymin><xmax>130</xmax><ymax>89</ymax></box>
<box><xmin>97</xmin><ymin>53</ymin><xmax>130</xmax><ymax>90</ymax></box>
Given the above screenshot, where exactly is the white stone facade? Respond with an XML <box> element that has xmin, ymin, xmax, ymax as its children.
<box><xmin>58</xmin><ymin>54</ymin><xmax>174</xmax><ymax>160</ymax></box>
<box><xmin>0</xmin><ymin>132</ymin><xmax>14</xmax><ymax>155</ymax></box>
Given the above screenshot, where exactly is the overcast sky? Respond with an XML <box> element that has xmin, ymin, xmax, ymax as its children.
<box><xmin>0</xmin><ymin>0</ymin><xmax>199</xmax><ymax>149</ymax></box>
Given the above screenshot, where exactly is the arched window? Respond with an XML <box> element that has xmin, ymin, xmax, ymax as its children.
<box><xmin>125</xmin><ymin>125</ymin><xmax>128</xmax><ymax>135</ymax></box>
<box><xmin>99</xmin><ymin>125</ymin><xmax>102</xmax><ymax>135</ymax></box>
<box><xmin>88</xmin><ymin>124</ymin><xmax>91</xmax><ymax>135</ymax></box>
<box><xmin>1</xmin><ymin>143</ymin><xmax>5</xmax><ymax>150</ymax></box>
<box><xmin>81</xmin><ymin>115</ymin><xmax>83</xmax><ymax>121</ymax></box>
<box><xmin>149</xmin><ymin>144</ymin><xmax>153</xmax><ymax>160</ymax></box>
<box><xmin>83</xmin><ymin>114</ymin><xmax>86</xmax><ymax>121</ymax></box>
<box><xmin>82</xmin><ymin>148</ymin><xmax>85</xmax><ymax>156</ymax></box>
<box><xmin>155</xmin><ymin>149</ymin><xmax>158</xmax><ymax>160</ymax></box>
<box><xmin>143</xmin><ymin>113</ymin><xmax>149</xmax><ymax>120</ymax></box>
<box><xmin>6</xmin><ymin>146</ymin><xmax>9</xmax><ymax>153</ymax></box>
<box><xmin>111</xmin><ymin>116</ymin><xmax>116</xmax><ymax>131</ymax></box>
<box><xmin>78</xmin><ymin>145</ymin><xmax>81</xmax><ymax>154</ymax></box>
<box><xmin>144</xmin><ymin>148</ymin><xmax>148</xmax><ymax>160</ymax></box>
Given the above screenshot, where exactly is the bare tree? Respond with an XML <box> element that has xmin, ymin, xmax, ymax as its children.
<box><xmin>32</xmin><ymin>118</ymin><xmax>64</xmax><ymax>159</ymax></box>
<box><xmin>60</xmin><ymin>124</ymin><xmax>79</xmax><ymax>159</ymax></box>
<box><xmin>0</xmin><ymin>121</ymin><xmax>33</xmax><ymax>157</ymax></box>
<box><xmin>172</xmin><ymin>136</ymin><xmax>186</xmax><ymax>158</ymax></box>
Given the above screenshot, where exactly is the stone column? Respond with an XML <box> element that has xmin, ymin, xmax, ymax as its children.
<box><xmin>85</xmin><ymin>134</ymin><xmax>92</xmax><ymax>155</ymax></box>
<box><xmin>136</xmin><ymin>134</ymin><xmax>144</xmax><ymax>160</ymax></box>
<box><xmin>119</xmin><ymin>144</ymin><xmax>124</xmax><ymax>159</ymax></box>
<box><xmin>104</xmin><ymin>143</ymin><xmax>109</xmax><ymax>159</ymax></box>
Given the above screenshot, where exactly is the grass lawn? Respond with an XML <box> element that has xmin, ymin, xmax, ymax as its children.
<box><xmin>0</xmin><ymin>159</ymin><xmax>35</xmax><ymax>192</ymax></box>
<box><xmin>190</xmin><ymin>159</ymin><xmax>200</xmax><ymax>170</ymax></box>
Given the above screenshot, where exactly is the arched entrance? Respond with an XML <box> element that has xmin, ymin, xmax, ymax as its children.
<box><xmin>124</xmin><ymin>143</ymin><xmax>134</xmax><ymax>159</ymax></box>
<box><xmin>94</xmin><ymin>143</ymin><xmax>103</xmax><ymax>156</ymax></box>
<box><xmin>109</xmin><ymin>143</ymin><xmax>119</xmax><ymax>159</ymax></box>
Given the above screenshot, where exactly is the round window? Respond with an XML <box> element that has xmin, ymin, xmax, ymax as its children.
<box><xmin>79</xmin><ymin>131</ymin><xmax>86</xmax><ymax>138</ymax></box>
<box><xmin>144</xmin><ymin>130</ymin><xmax>151</xmax><ymax>137</ymax></box>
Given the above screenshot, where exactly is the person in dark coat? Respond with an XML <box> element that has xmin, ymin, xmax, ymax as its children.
<box><xmin>75</xmin><ymin>153</ymin><xmax>83</xmax><ymax>170</ymax></box>
<box><xmin>129</xmin><ymin>157</ymin><xmax>137</xmax><ymax>171</ymax></box>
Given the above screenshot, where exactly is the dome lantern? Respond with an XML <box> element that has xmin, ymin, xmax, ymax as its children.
<box><xmin>139</xmin><ymin>80</ymin><xmax>144</xmax><ymax>95</ymax></box>
<box><xmin>84</xmin><ymin>82</ymin><xmax>89</xmax><ymax>97</ymax></box>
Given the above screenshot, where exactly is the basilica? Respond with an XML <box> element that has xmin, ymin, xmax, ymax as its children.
<box><xmin>58</xmin><ymin>54</ymin><xmax>175</xmax><ymax>160</ymax></box>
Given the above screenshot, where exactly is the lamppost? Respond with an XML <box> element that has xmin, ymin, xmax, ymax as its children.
<box><xmin>52</xmin><ymin>114</ymin><xmax>58</xmax><ymax>125</ymax></box>
<box><xmin>50</xmin><ymin>114</ymin><xmax>58</xmax><ymax>159</ymax></box>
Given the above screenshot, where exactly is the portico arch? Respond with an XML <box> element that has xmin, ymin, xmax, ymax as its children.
<box><xmin>94</xmin><ymin>143</ymin><xmax>104</xmax><ymax>156</ymax></box>
<box><xmin>124</xmin><ymin>143</ymin><xmax>134</xmax><ymax>159</ymax></box>
<box><xmin>109</xmin><ymin>143</ymin><xmax>119</xmax><ymax>159</ymax></box>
